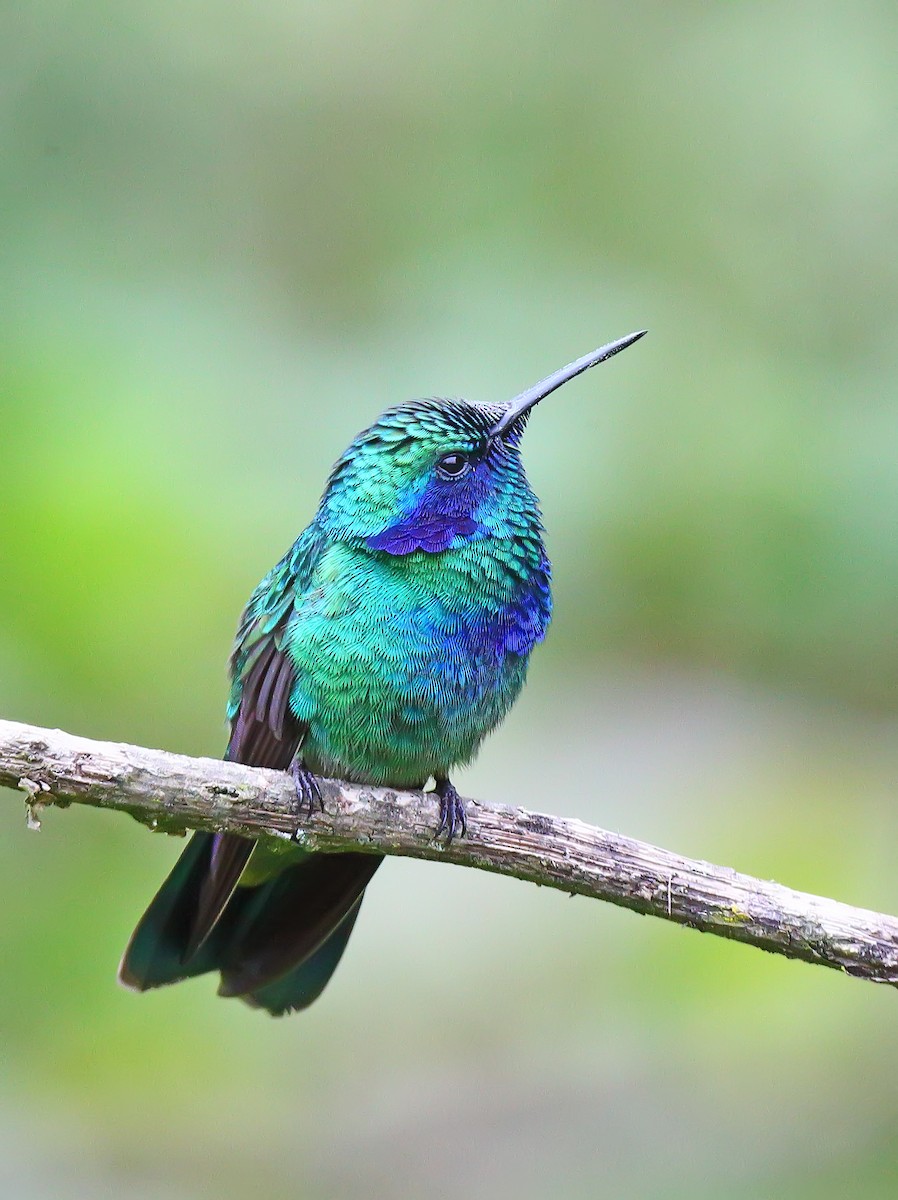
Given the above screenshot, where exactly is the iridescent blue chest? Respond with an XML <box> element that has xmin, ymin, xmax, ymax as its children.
<box><xmin>285</xmin><ymin>539</ymin><xmax>551</xmax><ymax>786</ymax></box>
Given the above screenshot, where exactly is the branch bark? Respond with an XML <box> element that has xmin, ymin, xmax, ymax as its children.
<box><xmin>1</xmin><ymin>716</ymin><xmax>896</xmax><ymax>989</ymax></box>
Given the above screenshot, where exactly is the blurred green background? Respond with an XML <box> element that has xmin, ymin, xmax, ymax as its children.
<box><xmin>4</xmin><ymin>2</ymin><xmax>898</xmax><ymax>1196</ymax></box>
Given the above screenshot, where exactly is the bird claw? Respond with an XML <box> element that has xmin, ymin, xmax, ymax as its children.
<box><xmin>289</xmin><ymin>759</ymin><xmax>323</xmax><ymax>834</ymax></box>
<box><xmin>434</xmin><ymin>778</ymin><xmax>466</xmax><ymax>844</ymax></box>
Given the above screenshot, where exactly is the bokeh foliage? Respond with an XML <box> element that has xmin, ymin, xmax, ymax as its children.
<box><xmin>3</xmin><ymin>3</ymin><xmax>898</xmax><ymax>1197</ymax></box>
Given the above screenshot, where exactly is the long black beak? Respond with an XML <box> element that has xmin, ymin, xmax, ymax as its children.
<box><xmin>489</xmin><ymin>329</ymin><xmax>647</xmax><ymax>440</ymax></box>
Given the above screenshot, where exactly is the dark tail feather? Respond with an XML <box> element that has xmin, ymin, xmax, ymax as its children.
<box><xmin>238</xmin><ymin>897</ymin><xmax>364</xmax><ymax>1015</ymax></box>
<box><xmin>217</xmin><ymin>852</ymin><xmax>384</xmax><ymax>998</ymax></box>
<box><xmin>185</xmin><ymin>832</ymin><xmax>255</xmax><ymax>960</ymax></box>
<box><xmin>120</xmin><ymin>835</ymin><xmax>383</xmax><ymax>1012</ymax></box>
<box><xmin>119</xmin><ymin>832</ymin><xmax>226</xmax><ymax>990</ymax></box>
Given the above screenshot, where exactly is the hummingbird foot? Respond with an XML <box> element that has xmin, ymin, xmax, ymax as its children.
<box><xmin>289</xmin><ymin>758</ymin><xmax>323</xmax><ymax>832</ymax></box>
<box><xmin>434</xmin><ymin>776</ymin><xmax>466</xmax><ymax>844</ymax></box>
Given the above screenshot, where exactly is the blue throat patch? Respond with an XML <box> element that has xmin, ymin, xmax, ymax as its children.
<box><xmin>366</xmin><ymin>514</ymin><xmax>483</xmax><ymax>555</ymax></box>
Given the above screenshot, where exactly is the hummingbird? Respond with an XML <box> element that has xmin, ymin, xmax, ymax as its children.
<box><xmin>119</xmin><ymin>330</ymin><xmax>646</xmax><ymax>1015</ymax></box>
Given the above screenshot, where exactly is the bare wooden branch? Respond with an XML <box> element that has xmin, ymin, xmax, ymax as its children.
<box><xmin>1</xmin><ymin>716</ymin><xmax>897</xmax><ymax>989</ymax></box>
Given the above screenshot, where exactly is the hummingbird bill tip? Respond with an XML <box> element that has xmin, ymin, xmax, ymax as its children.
<box><xmin>489</xmin><ymin>328</ymin><xmax>647</xmax><ymax>439</ymax></box>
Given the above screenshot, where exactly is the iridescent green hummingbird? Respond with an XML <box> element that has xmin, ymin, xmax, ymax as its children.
<box><xmin>119</xmin><ymin>330</ymin><xmax>646</xmax><ymax>1014</ymax></box>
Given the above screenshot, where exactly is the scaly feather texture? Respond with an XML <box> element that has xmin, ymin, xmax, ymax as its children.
<box><xmin>120</xmin><ymin>332</ymin><xmax>645</xmax><ymax>1014</ymax></box>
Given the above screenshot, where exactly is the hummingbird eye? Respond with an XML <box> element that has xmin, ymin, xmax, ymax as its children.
<box><xmin>436</xmin><ymin>451</ymin><xmax>472</xmax><ymax>480</ymax></box>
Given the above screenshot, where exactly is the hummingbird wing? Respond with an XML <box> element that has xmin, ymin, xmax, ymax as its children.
<box><xmin>183</xmin><ymin>533</ymin><xmax>325</xmax><ymax>957</ymax></box>
<box><xmin>120</xmin><ymin>525</ymin><xmax>382</xmax><ymax>1010</ymax></box>
<box><xmin>120</xmin><ymin>530</ymin><xmax>325</xmax><ymax>989</ymax></box>
<box><xmin>182</xmin><ymin>643</ymin><xmax>304</xmax><ymax>957</ymax></box>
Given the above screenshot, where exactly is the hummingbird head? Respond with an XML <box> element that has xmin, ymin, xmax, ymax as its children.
<box><xmin>318</xmin><ymin>330</ymin><xmax>646</xmax><ymax>556</ymax></box>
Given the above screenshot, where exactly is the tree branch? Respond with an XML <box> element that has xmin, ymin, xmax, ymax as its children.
<box><xmin>1</xmin><ymin>716</ymin><xmax>896</xmax><ymax>989</ymax></box>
